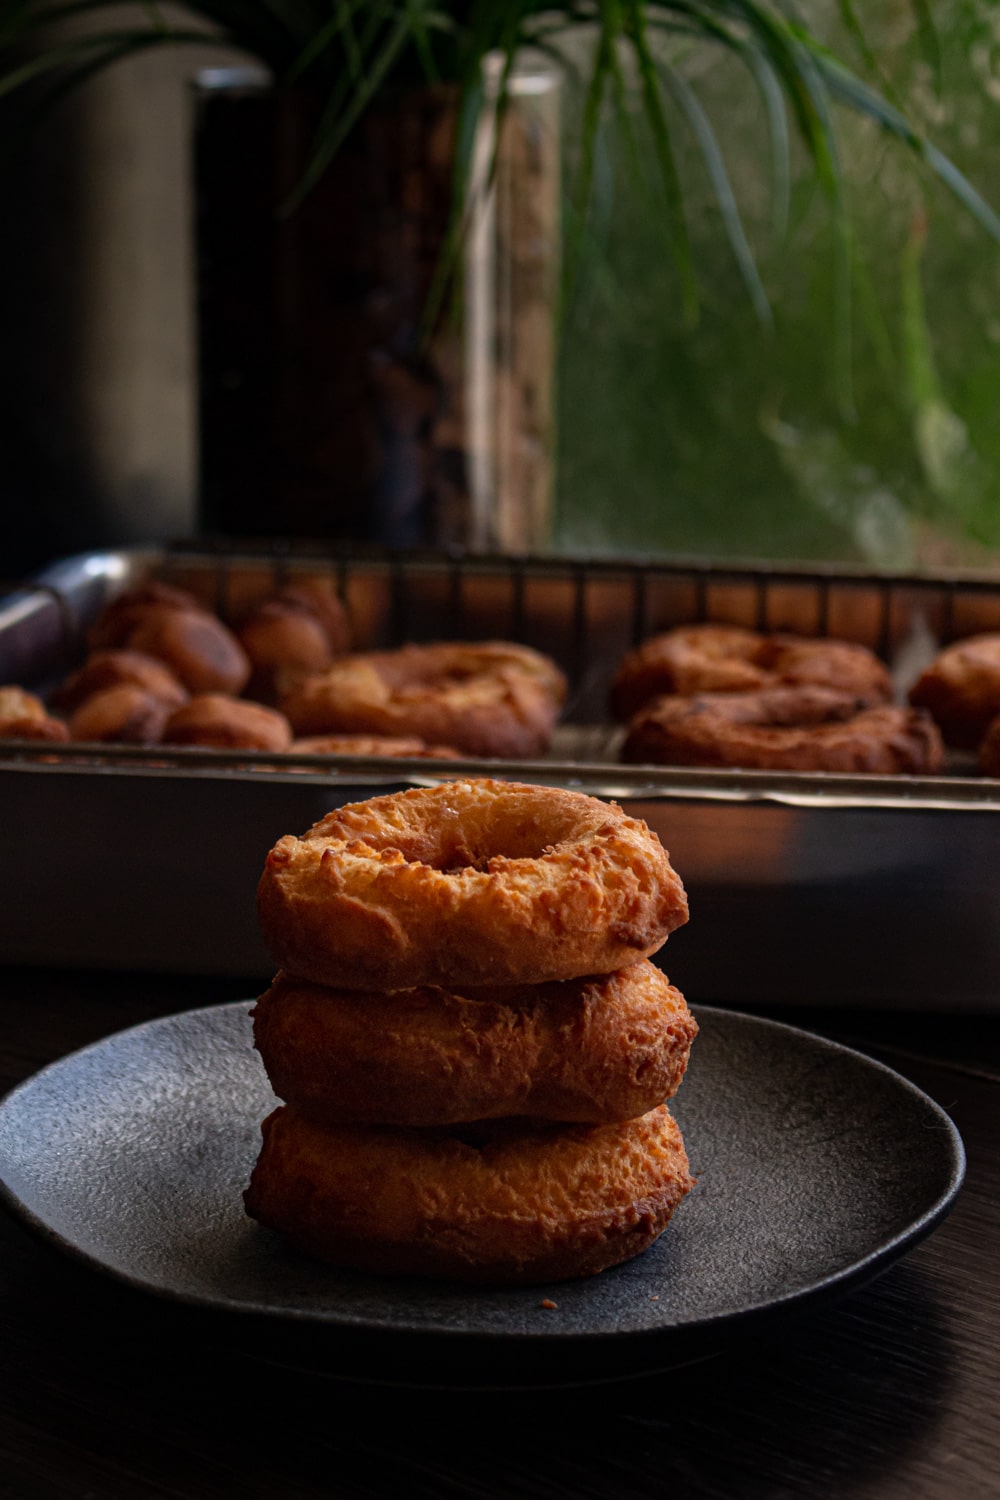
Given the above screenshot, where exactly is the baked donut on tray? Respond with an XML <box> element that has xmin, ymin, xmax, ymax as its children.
<box><xmin>611</xmin><ymin>623</ymin><xmax>893</xmax><ymax>722</ymax></box>
<box><xmin>243</xmin><ymin>1101</ymin><xmax>695</xmax><ymax>1285</ymax></box>
<box><xmin>67</xmin><ymin>684</ymin><xmax>177</xmax><ymax>744</ymax></box>
<box><xmin>278</xmin><ymin>641</ymin><xmax>567</xmax><ymax>759</ymax></box>
<box><xmin>161</xmin><ymin>694</ymin><xmax>293</xmax><ymax>751</ymax></box>
<box><xmin>237</xmin><ymin>583</ymin><xmax>352</xmax><ymax>703</ymax></box>
<box><xmin>125</xmin><ymin>607</ymin><xmax>251</xmax><ymax>697</ymax></box>
<box><xmin>252</xmin><ymin>962</ymin><xmax>697</xmax><ymax>1126</ymax></box>
<box><xmin>621</xmin><ymin>688</ymin><xmax>944</xmax><ymax>774</ymax></box>
<box><xmin>86</xmin><ymin>580</ymin><xmax>205</xmax><ymax>650</ymax></box>
<box><xmin>976</xmin><ymin>714</ymin><xmax>1000</xmax><ymax>776</ymax></box>
<box><xmin>257</xmin><ymin>779</ymin><xmax>688</xmax><ymax>989</ymax></box>
<box><xmin>49</xmin><ymin>649</ymin><xmax>188</xmax><ymax>715</ymax></box>
<box><xmin>909</xmin><ymin>633</ymin><xmax>1000</xmax><ymax>749</ymax></box>
<box><xmin>0</xmin><ymin>687</ymin><xmax>69</xmax><ymax>741</ymax></box>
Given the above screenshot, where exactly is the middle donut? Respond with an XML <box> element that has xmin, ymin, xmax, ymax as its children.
<box><xmin>253</xmin><ymin>961</ymin><xmax>698</xmax><ymax>1127</ymax></box>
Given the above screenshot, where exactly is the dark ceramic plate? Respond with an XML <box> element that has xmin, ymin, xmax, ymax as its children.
<box><xmin>0</xmin><ymin>1002</ymin><xmax>964</xmax><ymax>1388</ymax></box>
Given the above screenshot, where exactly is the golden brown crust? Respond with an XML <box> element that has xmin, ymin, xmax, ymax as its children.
<box><xmin>289</xmin><ymin>734</ymin><xmax>461</xmax><ymax>759</ymax></box>
<box><xmin>0</xmin><ymin>716</ymin><xmax>70</xmax><ymax>742</ymax></box>
<box><xmin>161</xmin><ymin>694</ymin><xmax>293</xmax><ymax>751</ymax></box>
<box><xmin>253</xmin><ymin>962</ymin><xmax>697</xmax><ymax>1126</ymax></box>
<box><xmin>87</xmin><ymin>581</ymin><xmax>206</xmax><ymax>650</ymax></box>
<box><xmin>0</xmin><ymin>687</ymin><xmax>70</xmax><ymax>742</ymax></box>
<box><xmin>977</xmin><ymin>714</ymin><xmax>1000</xmax><ymax>775</ymax></box>
<box><xmin>909</xmin><ymin>633</ymin><xmax>1000</xmax><ymax>749</ymax></box>
<box><xmin>278</xmin><ymin>641</ymin><xmax>567</xmax><ymax>759</ymax></box>
<box><xmin>238</xmin><ymin>588</ymin><xmax>351</xmax><ymax>703</ymax></box>
<box><xmin>257</xmin><ymin>779</ymin><xmax>688</xmax><ymax>989</ymax></box>
<box><xmin>275</xmin><ymin>580</ymin><xmax>352</xmax><ymax>655</ymax></box>
<box><xmin>611</xmin><ymin>624</ymin><xmax>893</xmax><ymax>721</ymax></box>
<box><xmin>0</xmin><ymin>687</ymin><xmax>49</xmax><ymax>724</ymax></box>
<box><xmin>67</xmin><ymin>685</ymin><xmax>175</xmax><ymax>744</ymax></box>
<box><xmin>622</xmin><ymin>688</ymin><xmax>944</xmax><ymax>774</ymax></box>
<box><xmin>125</xmin><ymin>608</ymin><xmax>251</xmax><ymax>696</ymax></box>
<box><xmin>50</xmin><ymin>649</ymin><xmax>188</xmax><ymax>714</ymax></box>
<box><xmin>243</xmin><ymin>1102</ymin><xmax>694</xmax><ymax>1284</ymax></box>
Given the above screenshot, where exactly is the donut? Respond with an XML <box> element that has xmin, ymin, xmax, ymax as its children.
<box><xmin>289</xmin><ymin>734</ymin><xmax>461</xmax><ymax>759</ymax></box>
<box><xmin>0</xmin><ymin>687</ymin><xmax>69</xmax><ymax>742</ymax></box>
<box><xmin>0</xmin><ymin>715</ymin><xmax>69</xmax><ymax>743</ymax></box>
<box><xmin>252</xmin><ymin>961</ymin><xmax>697</xmax><ymax>1126</ymax></box>
<box><xmin>243</xmin><ymin>1101</ymin><xmax>694</xmax><ymax>1284</ymax></box>
<box><xmin>276</xmin><ymin>580</ymin><xmax>352</xmax><ymax>655</ymax></box>
<box><xmin>622</xmin><ymin>687</ymin><xmax>944</xmax><ymax>774</ymax></box>
<box><xmin>161</xmin><ymin>694</ymin><xmax>293</xmax><ymax>751</ymax></box>
<box><xmin>87</xmin><ymin>580</ymin><xmax>205</xmax><ymax>651</ymax></box>
<box><xmin>278</xmin><ymin>641</ymin><xmax>567</xmax><ymax>759</ymax></box>
<box><xmin>257</xmin><ymin>779</ymin><xmax>688</xmax><ymax>989</ymax></box>
<box><xmin>0</xmin><ymin>686</ymin><xmax>51</xmax><ymax>723</ymax></box>
<box><xmin>68</xmin><ymin>685</ymin><xmax>176</xmax><ymax>744</ymax></box>
<box><xmin>49</xmin><ymin>649</ymin><xmax>188</xmax><ymax>715</ymax></box>
<box><xmin>611</xmin><ymin>624</ymin><xmax>893</xmax><ymax>721</ymax></box>
<box><xmin>977</xmin><ymin>713</ymin><xmax>1000</xmax><ymax>776</ymax></box>
<box><xmin>238</xmin><ymin>585</ymin><xmax>351</xmax><ymax>703</ymax></box>
<box><xmin>908</xmin><ymin>633</ymin><xmax>1000</xmax><ymax>749</ymax></box>
<box><xmin>125</xmin><ymin>608</ymin><xmax>251</xmax><ymax>696</ymax></box>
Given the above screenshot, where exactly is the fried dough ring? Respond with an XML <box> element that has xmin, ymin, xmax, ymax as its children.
<box><xmin>0</xmin><ymin>716</ymin><xmax>69</xmax><ymax>743</ymax></box>
<box><xmin>0</xmin><ymin>687</ymin><xmax>69</xmax><ymax>742</ymax></box>
<box><xmin>622</xmin><ymin>688</ymin><xmax>944</xmax><ymax>774</ymax></box>
<box><xmin>278</xmin><ymin>641</ymin><xmax>567</xmax><ymax>759</ymax></box>
<box><xmin>67</xmin><ymin>685</ymin><xmax>176</xmax><ymax>744</ymax></box>
<box><xmin>978</xmin><ymin>716</ymin><xmax>1000</xmax><ymax>776</ymax></box>
<box><xmin>257</xmin><ymin>779</ymin><xmax>688</xmax><ymax>989</ymax></box>
<box><xmin>908</xmin><ymin>633</ymin><xmax>1000</xmax><ymax>749</ymax></box>
<box><xmin>238</xmin><ymin>587</ymin><xmax>351</xmax><ymax>703</ymax></box>
<box><xmin>161</xmin><ymin>694</ymin><xmax>293</xmax><ymax>751</ymax></box>
<box><xmin>253</xmin><ymin>962</ymin><xmax>697</xmax><ymax>1126</ymax></box>
<box><xmin>86</xmin><ymin>580</ymin><xmax>205</xmax><ymax>651</ymax></box>
<box><xmin>49</xmin><ymin>649</ymin><xmax>188</xmax><ymax>715</ymax></box>
<box><xmin>243</xmin><ymin>1102</ymin><xmax>694</xmax><ymax>1284</ymax></box>
<box><xmin>125</xmin><ymin>608</ymin><xmax>251</xmax><ymax>697</ymax></box>
<box><xmin>611</xmin><ymin>624</ymin><xmax>893</xmax><ymax>721</ymax></box>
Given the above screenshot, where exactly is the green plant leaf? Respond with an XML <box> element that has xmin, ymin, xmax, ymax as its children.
<box><xmin>622</xmin><ymin>0</ymin><xmax>698</xmax><ymax>323</ymax></box>
<box><xmin>815</xmin><ymin>50</ymin><xmax>1000</xmax><ymax>245</ymax></box>
<box><xmin>909</xmin><ymin>0</ymin><xmax>943</xmax><ymax>95</ymax></box>
<box><xmin>833</xmin><ymin>0</ymin><xmax>904</xmax><ymax>111</ymax></box>
<box><xmin>656</xmin><ymin>54</ymin><xmax>772</xmax><ymax>325</ymax></box>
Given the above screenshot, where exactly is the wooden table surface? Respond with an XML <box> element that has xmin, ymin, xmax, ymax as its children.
<box><xmin>0</xmin><ymin>966</ymin><xmax>998</xmax><ymax>1500</ymax></box>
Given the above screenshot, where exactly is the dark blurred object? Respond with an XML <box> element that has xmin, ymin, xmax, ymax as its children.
<box><xmin>195</xmin><ymin>71</ymin><xmax>469</xmax><ymax>548</ymax></box>
<box><xmin>0</xmin><ymin>40</ymin><xmax>223</xmax><ymax>578</ymax></box>
<box><xmin>194</xmin><ymin>63</ymin><xmax>559</xmax><ymax>552</ymax></box>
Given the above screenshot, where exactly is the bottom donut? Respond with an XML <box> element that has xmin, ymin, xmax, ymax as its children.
<box><xmin>244</xmin><ymin>1102</ymin><xmax>695</xmax><ymax>1285</ymax></box>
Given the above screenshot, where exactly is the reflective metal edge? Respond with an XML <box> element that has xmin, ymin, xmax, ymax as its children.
<box><xmin>4</xmin><ymin>544</ymin><xmax>1000</xmax><ymax>1008</ymax></box>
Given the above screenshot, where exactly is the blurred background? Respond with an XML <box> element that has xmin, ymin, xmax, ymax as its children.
<box><xmin>2</xmin><ymin>1</ymin><xmax>1000</xmax><ymax>576</ymax></box>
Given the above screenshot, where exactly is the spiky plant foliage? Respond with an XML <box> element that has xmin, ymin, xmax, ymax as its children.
<box><xmin>2</xmin><ymin>1</ymin><xmax>998</xmax><ymax>327</ymax></box>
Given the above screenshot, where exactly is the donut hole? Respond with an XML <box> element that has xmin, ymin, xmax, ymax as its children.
<box><xmin>447</xmin><ymin>1123</ymin><xmax>494</xmax><ymax>1150</ymax></box>
<box><xmin>330</xmin><ymin>787</ymin><xmax>588</xmax><ymax>871</ymax></box>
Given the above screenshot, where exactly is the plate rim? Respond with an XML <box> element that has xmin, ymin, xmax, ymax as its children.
<box><xmin>0</xmin><ymin>1000</ymin><xmax>967</xmax><ymax>1349</ymax></box>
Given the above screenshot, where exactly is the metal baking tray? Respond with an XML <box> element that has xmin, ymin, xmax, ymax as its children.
<box><xmin>4</xmin><ymin>540</ymin><xmax>1000</xmax><ymax>1011</ymax></box>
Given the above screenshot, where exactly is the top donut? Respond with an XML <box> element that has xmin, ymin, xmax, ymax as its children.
<box><xmin>610</xmin><ymin>623</ymin><xmax>893</xmax><ymax>721</ymax></box>
<box><xmin>257</xmin><ymin>778</ymin><xmax>688</xmax><ymax>989</ymax></box>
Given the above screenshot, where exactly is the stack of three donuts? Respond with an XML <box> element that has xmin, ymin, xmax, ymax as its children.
<box><xmin>247</xmin><ymin>779</ymin><xmax>697</xmax><ymax>1285</ymax></box>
